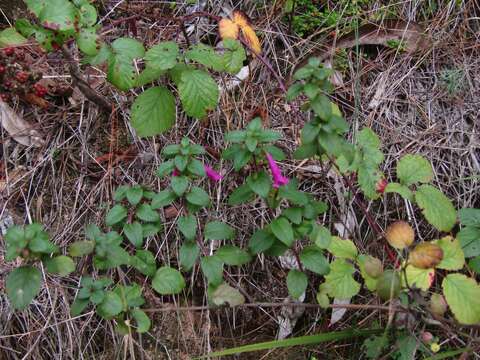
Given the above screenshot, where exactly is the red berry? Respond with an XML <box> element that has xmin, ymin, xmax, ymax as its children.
<box><xmin>3</xmin><ymin>47</ymin><xmax>14</xmax><ymax>56</ymax></box>
<box><xmin>15</xmin><ymin>71</ymin><xmax>29</xmax><ymax>83</ymax></box>
<box><xmin>376</xmin><ymin>178</ymin><xmax>388</xmax><ymax>194</ymax></box>
<box><xmin>3</xmin><ymin>80</ymin><xmax>12</xmax><ymax>89</ymax></box>
<box><xmin>0</xmin><ymin>93</ymin><xmax>10</xmax><ymax>102</ymax></box>
<box><xmin>33</xmin><ymin>83</ymin><xmax>47</xmax><ymax>97</ymax></box>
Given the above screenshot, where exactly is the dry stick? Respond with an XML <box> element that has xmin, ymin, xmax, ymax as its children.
<box><xmin>61</xmin><ymin>45</ymin><xmax>112</xmax><ymax>112</ymax></box>
<box><xmin>143</xmin><ymin>302</ymin><xmax>402</xmax><ymax>313</ymax></box>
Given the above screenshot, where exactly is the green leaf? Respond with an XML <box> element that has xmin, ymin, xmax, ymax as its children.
<box><xmin>85</xmin><ymin>224</ymin><xmax>101</xmax><ymax>240</ymax></box>
<box><xmin>185</xmin><ymin>43</ymin><xmax>224</xmax><ymax>71</ymax></box>
<box><xmin>178</xmin><ymin>69</ymin><xmax>219</xmax><ymax>118</ymax></box>
<box><xmin>123</xmin><ymin>222</ymin><xmax>144</xmax><ymax>248</ymax></box>
<box><xmin>174</xmin><ymin>155</ymin><xmax>188</xmax><ymax>171</ymax></box>
<box><xmin>216</xmin><ymin>246</ymin><xmax>252</xmax><ymax>266</ymax></box>
<box><xmin>204</xmin><ymin>221</ymin><xmax>235</xmax><ymax>240</ymax></box>
<box><xmin>126</xmin><ymin>186</ymin><xmax>143</xmax><ymax>206</ymax></box>
<box><xmin>221</xmin><ymin>39</ymin><xmax>246</xmax><ymax>74</ymax></box>
<box><xmin>458</xmin><ymin>227</ymin><xmax>480</xmax><ymax>258</ymax></box>
<box><xmin>44</xmin><ymin>255</ymin><xmax>75</xmax><ymax>276</ymax></box>
<box><xmin>131</xmin><ymin>250</ymin><xmax>156</xmax><ymax>276</ymax></box>
<box><xmin>246</xmin><ymin>171</ymin><xmax>271</xmax><ymax>198</ymax></box>
<box><xmin>293</xmin><ymin>143</ymin><xmax>317</xmax><ymax>159</ymax></box>
<box><xmin>384</xmin><ymin>182</ymin><xmax>413</xmax><ymax>201</ymax></box>
<box><xmin>105</xmin><ymin>204</ymin><xmax>127</xmax><ymax>226</ymax></box>
<box><xmin>142</xmin><ymin>222</ymin><xmax>162</xmax><ymax>237</ymax></box>
<box><xmin>135</xmin><ymin>66</ymin><xmax>165</xmax><ymax>86</ymax></box>
<box><xmin>323</xmin><ymin>259</ymin><xmax>361</xmax><ymax>299</ymax></box>
<box><xmin>414</xmin><ymin>185</ymin><xmax>456</xmax><ymax>232</ymax></box>
<box><xmin>131</xmin><ymin>86</ymin><xmax>176</xmax><ymax>137</ymax></box>
<box><xmin>277</xmin><ymin>182</ymin><xmax>309</xmax><ymax>205</ymax></box>
<box><xmin>300</xmin><ymin>246</ymin><xmax>330</xmax><ymax>275</ymax></box>
<box><xmin>401</xmin><ymin>265</ymin><xmax>434</xmax><ymax>291</ymax></box>
<box><xmin>131</xmin><ymin>309</ymin><xmax>151</xmax><ymax>333</ymax></box>
<box><xmin>310</xmin><ymin>95</ymin><xmax>332</xmax><ymax>120</ymax></box>
<box><xmin>459</xmin><ymin>208</ymin><xmax>480</xmax><ymax>226</ymax></box>
<box><xmin>309</xmin><ymin>225</ymin><xmax>331</xmax><ymax>249</ymax></box>
<box><xmin>151</xmin><ymin>190</ymin><xmax>176</xmax><ymax>209</ymax></box>
<box><xmin>177</xmin><ymin>215</ymin><xmax>197</xmax><ymax>241</ymax></box>
<box><xmin>171</xmin><ymin>176</ymin><xmax>189</xmax><ymax>196</ymax></box>
<box><xmin>282</xmin><ymin>207</ymin><xmax>303</xmax><ymax>225</ymax></box>
<box><xmin>210</xmin><ymin>283</ymin><xmax>245</xmax><ymax>306</ymax></box>
<box><xmin>107</xmin><ymin>55</ymin><xmax>136</xmax><ymax>91</ymax></box>
<box><xmin>245</xmin><ymin>137</ymin><xmax>258</xmax><ymax>152</ymax></box>
<box><xmin>97</xmin><ymin>291</ymin><xmax>123</xmax><ymax>319</ymax></box>
<box><xmin>270</xmin><ymin>217</ymin><xmax>294</xmax><ymax>247</ymax></box>
<box><xmin>68</xmin><ymin>240</ymin><xmax>95</xmax><ymax>257</ymax></box>
<box><xmin>287</xmin><ymin>270</ymin><xmax>308</xmax><ymax>299</ymax></box>
<box><xmin>179</xmin><ymin>242</ymin><xmax>199</xmax><ymax>271</ymax></box>
<box><xmin>187</xmin><ymin>159</ymin><xmax>206</xmax><ymax>177</ymax></box>
<box><xmin>434</xmin><ymin>236</ymin><xmax>465</xmax><ymax>270</ymax></box>
<box><xmin>135</xmin><ymin>204</ymin><xmax>160</xmax><ymax>222</ymax></box>
<box><xmin>5</xmin><ymin>226</ymin><xmax>27</xmax><ymax>261</ymax></box>
<box><xmin>145</xmin><ymin>42</ymin><xmax>179</xmax><ymax>70</ymax></box>
<box><xmin>357</xmin><ymin>128</ymin><xmax>384</xmax><ymax>167</ymax></box>
<box><xmin>111</xmin><ymin>37</ymin><xmax>145</xmax><ymax>60</ymax></box>
<box><xmin>358</xmin><ymin>165</ymin><xmax>383</xmax><ymax>200</ymax></box>
<box><xmin>249</xmin><ymin>230</ymin><xmax>275</xmax><ymax>254</ymax></box>
<box><xmin>24</xmin><ymin>0</ymin><xmax>45</xmax><ymax>16</ymax></box>
<box><xmin>200</xmin><ymin>256</ymin><xmax>224</xmax><ymax>286</ymax></box>
<box><xmin>469</xmin><ymin>256</ymin><xmax>480</xmax><ymax>273</ymax></box>
<box><xmin>327</xmin><ymin>237</ymin><xmax>358</xmax><ymax>260</ymax></box>
<box><xmin>113</xmin><ymin>185</ymin><xmax>129</xmax><ymax>201</ymax></box>
<box><xmin>78</xmin><ymin>3</ymin><xmax>97</xmax><ymax>27</ymax></box>
<box><xmin>76</xmin><ymin>27</ymin><xmax>98</xmax><ymax>56</ymax></box>
<box><xmin>152</xmin><ymin>266</ymin><xmax>186</xmax><ymax>295</ymax></box>
<box><xmin>186</xmin><ymin>187</ymin><xmax>210</xmax><ymax>207</ymax></box>
<box><xmin>357</xmin><ymin>255</ymin><xmax>379</xmax><ymax>291</ymax></box>
<box><xmin>228</xmin><ymin>184</ymin><xmax>255</xmax><ymax>205</ymax></box>
<box><xmin>397</xmin><ymin>154</ymin><xmax>433</xmax><ymax>186</ymax></box>
<box><xmin>83</xmin><ymin>43</ymin><xmax>112</xmax><ymax>66</ymax></box>
<box><xmin>70</xmin><ymin>298</ymin><xmax>89</xmax><ymax>317</ymax></box>
<box><xmin>6</xmin><ymin>266</ymin><xmax>42</xmax><ymax>309</ymax></box>
<box><xmin>38</xmin><ymin>0</ymin><xmax>78</xmax><ymax>32</ymax></box>
<box><xmin>0</xmin><ymin>28</ymin><xmax>27</xmax><ymax>47</ymax></box>
<box><xmin>442</xmin><ymin>274</ymin><xmax>480</xmax><ymax>325</ymax></box>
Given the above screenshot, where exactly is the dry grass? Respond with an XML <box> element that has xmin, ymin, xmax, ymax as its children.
<box><xmin>0</xmin><ymin>0</ymin><xmax>479</xmax><ymax>358</ymax></box>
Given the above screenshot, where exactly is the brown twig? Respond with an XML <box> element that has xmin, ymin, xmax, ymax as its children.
<box><xmin>61</xmin><ymin>45</ymin><xmax>113</xmax><ymax>112</ymax></box>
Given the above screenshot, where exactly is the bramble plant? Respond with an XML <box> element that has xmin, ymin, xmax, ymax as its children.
<box><xmin>2</xmin><ymin>0</ymin><xmax>248</xmax><ymax>136</ymax></box>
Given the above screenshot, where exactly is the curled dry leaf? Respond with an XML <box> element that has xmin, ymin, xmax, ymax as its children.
<box><xmin>409</xmin><ymin>243</ymin><xmax>444</xmax><ymax>269</ymax></box>
<box><xmin>0</xmin><ymin>99</ymin><xmax>44</xmax><ymax>147</ymax></box>
<box><xmin>218</xmin><ymin>10</ymin><xmax>261</xmax><ymax>55</ymax></box>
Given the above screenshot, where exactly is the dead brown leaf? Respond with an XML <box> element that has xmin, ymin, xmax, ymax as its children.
<box><xmin>0</xmin><ymin>99</ymin><xmax>45</xmax><ymax>147</ymax></box>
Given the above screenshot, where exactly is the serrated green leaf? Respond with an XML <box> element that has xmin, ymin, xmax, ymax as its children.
<box><xmin>282</xmin><ymin>207</ymin><xmax>303</xmax><ymax>225</ymax></box>
<box><xmin>287</xmin><ymin>270</ymin><xmax>308</xmax><ymax>299</ymax></box>
<box><xmin>130</xmin><ymin>309</ymin><xmax>150</xmax><ymax>333</ymax></box>
<box><xmin>384</xmin><ymin>182</ymin><xmax>413</xmax><ymax>201</ymax></box>
<box><xmin>135</xmin><ymin>204</ymin><xmax>160</xmax><ymax>222</ymax></box>
<box><xmin>126</xmin><ymin>186</ymin><xmax>143</xmax><ymax>206</ymax></box>
<box><xmin>216</xmin><ymin>246</ymin><xmax>251</xmax><ymax>265</ymax></box>
<box><xmin>397</xmin><ymin>154</ymin><xmax>433</xmax><ymax>186</ymax></box>
<box><xmin>177</xmin><ymin>215</ymin><xmax>197</xmax><ymax>241</ymax></box>
<box><xmin>171</xmin><ymin>176</ymin><xmax>189</xmax><ymax>196</ymax></box>
<box><xmin>414</xmin><ymin>185</ymin><xmax>456</xmax><ymax>232</ymax></box>
<box><xmin>135</xmin><ymin>66</ymin><xmax>165</xmax><ymax>86</ymax></box>
<box><xmin>401</xmin><ymin>265</ymin><xmax>434</xmax><ymax>291</ymax></box>
<box><xmin>6</xmin><ymin>266</ymin><xmax>42</xmax><ymax>309</ymax></box>
<box><xmin>131</xmin><ymin>86</ymin><xmax>176</xmax><ymax>136</ymax></box>
<box><xmin>300</xmin><ymin>246</ymin><xmax>330</xmax><ymax>275</ymax></box>
<box><xmin>44</xmin><ymin>255</ymin><xmax>75</xmax><ymax>276</ymax></box>
<box><xmin>442</xmin><ymin>274</ymin><xmax>480</xmax><ymax>325</ymax></box>
<box><xmin>111</xmin><ymin>37</ymin><xmax>144</xmax><ymax>60</ymax></box>
<box><xmin>76</xmin><ymin>27</ymin><xmax>98</xmax><ymax>56</ymax></box>
<box><xmin>358</xmin><ymin>165</ymin><xmax>383</xmax><ymax>200</ymax></box>
<box><xmin>249</xmin><ymin>229</ymin><xmax>275</xmax><ymax>254</ymax></box>
<box><xmin>70</xmin><ymin>298</ymin><xmax>89</xmax><ymax>317</ymax></box>
<box><xmin>228</xmin><ymin>184</ymin><xmax>255</xmax><ymax>205</ymax></box>
<box><xmin>200</xmin><ymin>256</ymin><xmax>224</xmax><ymax>286</ymax></box>
<box><xmin>78</xmin><ymin>3</ymin><xmax>97</xmax><ymax>27</ymax></box>
<box><xmin>357</xmin><ymin>255</ymin><xmax>379</xmax><ymax>291</ymax></box>
<box><xmin>131</xmin><ymin>250</ymin><xmax>156</xmax><ymax>276</ymax></box>
<box><xmin>0</xmin><ymin>28</ymin><xmax>27</xmax><ymax>47</ymax></box>
<box><xmin>323</xmin><ymin>259</ymin><xmax>360</xmax><ymax>299</ymax></box>
<box><xmin>309</xmin><ymin>224</ymin><xmax>331</xmax><ymax>249</ymax></box>
<box><xmin>246</xmin><ymin>171</ymin><xmax>271</xmax><ymax>198</ymax></box>
<box><xmin>185</xmin><ymin>43</ymin><xmax>224</xmax><ymax>71</ymax></box>
<box><xmin>97</xmin><ymin>291</ymin><xmax>123</xmax><ymax>319</ymax></box>
<box><xmin>459</xmin><ymin>208</ymin><xmax>480</xmax><ymax>226</ymax></box>
<box><xmin>204</xmin><ymin>221</ymin><xmax>235</xmax><ymax>240</ymax></box>
<box><xmin>151</xmin><ymin>190</ymin><xmax>176</xmax><ymax>209</ymax></box>
<box><xmin>152</xmin><ymin>266</ymin><xmax>185</xmax><ymax>295</ymax></box>
<box><xmin>221</xmin><ymin>39</ymin><xmax>246</xmax><ymax>74</ymax></box>
<box><xmin>186</xmin><ymin>187</ymin><xmax>210</xmax><ymax>207</ymax></box>
<box><xmin>178</xmin><ymin>69</ymin><xmax>219</xmax><ymax>118</ymax></box>
<box><xmin>357</xmin><ymin>128</ymin><xmax>383</xmax><ymax>166</ymax></box>
<box><xmin>327</xmin><ymin>237</ymin><xmax>357</xmax><ymax>260</ymax></box>
<box><xmin>434</xmin><ymin>236</ymin><xmax>465</xmax><ymax>270</ymax></box>
<box><xmin>107</xmin><ymin>55</ymin><xmax>136</xmax><ymax>91</ymax></box>
<box><xmin>38</xmin><ymin>0</ymin><xmax>78</xmax><ymax>32</ymax></box>
<box><xmin>187</xmin><ymin>159</ymin><xmax>206</xmax><ymax>177</ymax></box>
<box><xmin>24</xmin><ymin>0</ymin><xmax>45</xmax><ymax>16</ymax></box>
<box><xmin>179</xmin><ymin>242</ymin><xmax>199</xmax><ymax>271</ymax></box>
<box><xmin>458</xmin><ymin>227</ymin><xmax>480</xmax><ymax>258</ymax></box>
<box><xmin>105</xmin><ymin>204</ymin><xmax>127</xmax><ymax>226</ymax></box>
<box><xmin>270</xmin><ymin>217</ymin><xmax>294</xmax><ymax>247</ymax></box>
<box><xmin>123</xmin><ymin>222</ymin><xmax>144</xmax><ymax>248</ymax></box>
<box><xmin>68</xmin><ymin>240</ymin><xmax>95</xmax><ymax>257</ymax></box>
<box><xmin>145</xmin><ymin>42</ymin><xmax>179</xmax><ymax>70</ymax></box>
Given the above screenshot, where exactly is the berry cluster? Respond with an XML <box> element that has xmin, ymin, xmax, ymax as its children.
<box><xmin>0</xmin><ymin>47</ymin><xmax>46</xmax><ymax>102</ymax></box>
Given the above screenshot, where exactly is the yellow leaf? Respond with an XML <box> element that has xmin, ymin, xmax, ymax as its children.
<box><xmin>241</xmin><ymin>25</ymin><xmax>261</xmax><ymax>55</ymax></box>
<box><xmin>232</xmin><ymin>10</ymin><xmax>249</xmax><ymax>28</ymax></box>
<box><xmin>219</xmin><ymin>18</ymin><xmax>239</xmax><ymax>40</ymax></box>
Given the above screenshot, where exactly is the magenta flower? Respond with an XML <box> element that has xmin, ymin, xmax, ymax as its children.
<box><xmin>204</xmin><ymin>165</ymin><xmax>222</xmax><ymax>182</ymax></box>
<box><xmin>266</xmin><ymin>152</ymin><xmax>289</xmax><ymax>188</ymax></box>
<box><xmin>172</xmin><ymin>168</ymin><xmax>180</xmax><ymax>177</ymax></box>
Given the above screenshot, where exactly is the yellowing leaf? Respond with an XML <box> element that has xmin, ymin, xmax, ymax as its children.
<box><xmin>402</xmin><ymin>264</ymin><xmax>435</xmax><ymax>291</ymax></box>
<box><xmin>433</xmin><ymin>236</ymin><xmax>465</xmax><ymax>271</ymax></box>
<box><xmin>232</xmin><ymin>11</ymin><xmax>249</xmax><ymax>28</ymax></box>
<box><xmin>241</xmin><ymin>25</ymin><xmax>261</xmax><ymax>55</ymax></box>
<box><xmin>219</xmin><ymin>18</ymin><xmax>239</xmax><ymax>40</ymax></box>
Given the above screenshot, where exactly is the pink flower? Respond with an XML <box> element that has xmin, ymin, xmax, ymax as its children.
<box><xmin>172</xmin><ymin>168</ymin><xmax>180</xmax><ymax>176</ymax></box>
<box><xmin>204</xmin><ymin>165</ymin><xmax>222</xmax><ymax>182</ymax></box>
<box><xmin>266</xmin><ymin>153</ymin><xmax>289</xmax><ymax>188</ymax></box>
